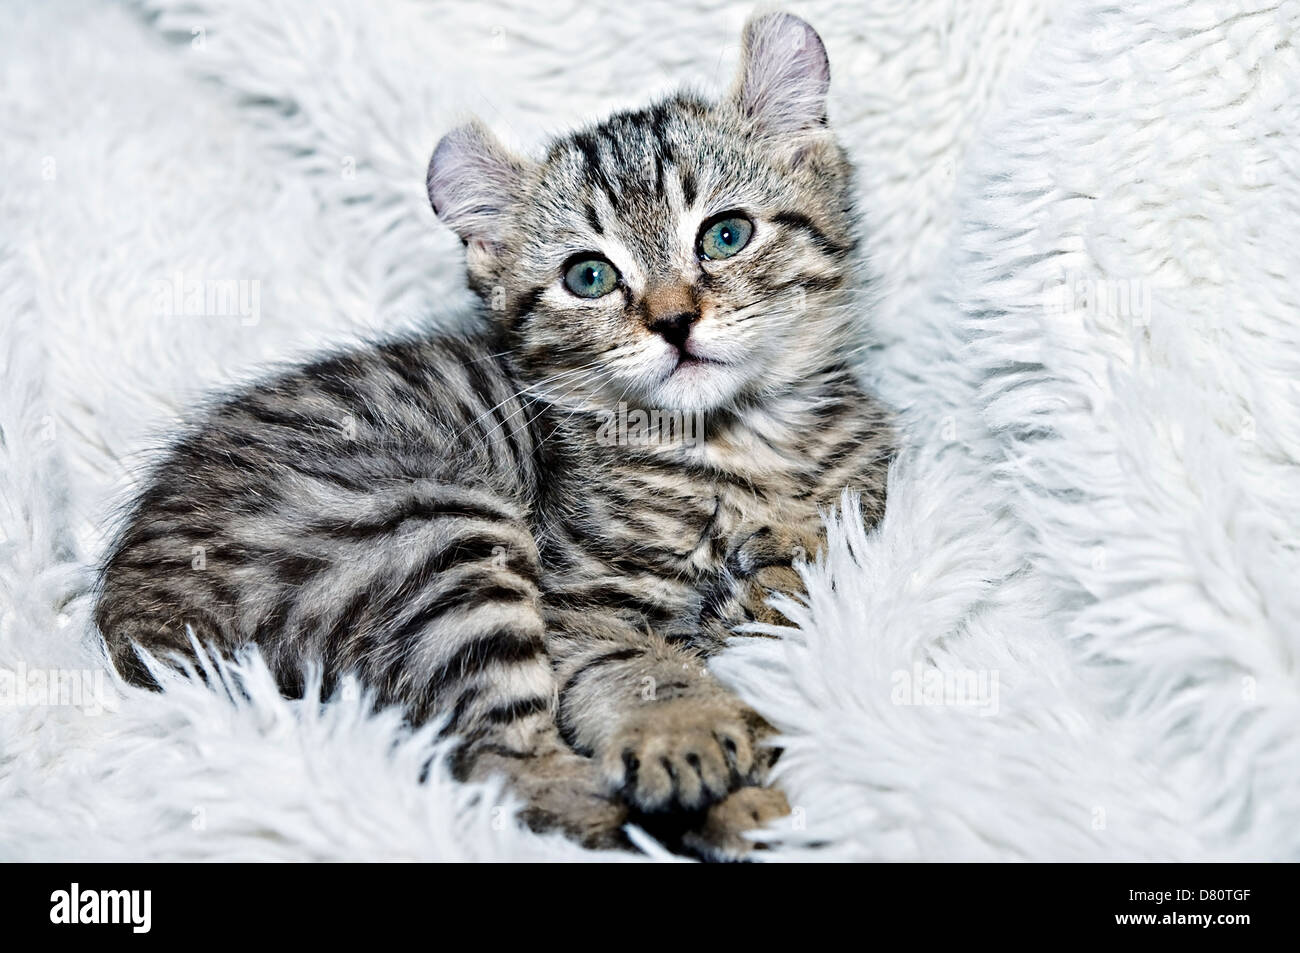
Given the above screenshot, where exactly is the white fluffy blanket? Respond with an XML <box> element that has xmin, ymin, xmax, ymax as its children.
<box><xmin>2</xmin><ymin>0</ymin><xmax>1297</xmax><ymax>861</ymax></box>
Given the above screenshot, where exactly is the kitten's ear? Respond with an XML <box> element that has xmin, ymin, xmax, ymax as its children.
<box><xmin>427</xmin><ymin>121</ymin><xmax>529</xmax><ymax>268</ymax></box>
<box><xmin>731</xmin><ymin>13</ymin><xmax>830</xmax><ymax>134</ymax></box>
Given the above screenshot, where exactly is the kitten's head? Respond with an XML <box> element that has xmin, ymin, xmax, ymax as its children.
<box><xmin>429</xmin><ymin>13</ymin><xmax>857</xmax><ymax>414</ymax></box>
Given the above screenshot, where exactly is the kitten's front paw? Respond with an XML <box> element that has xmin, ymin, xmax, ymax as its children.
<box><xmin>682</xmin><ymin>785</ymin><xmax>791</xmax><ymax>861</ymax></box>
<box><xmin>728</xmin><ymin>525</ymin><xmax>819</xmax><ymax>627</ymax></box>
<box><xmin>600</xmin><ymin>697</ymin><xmax>768</xmax><ymax>812</ymax></box>
<box><xmin>729</xmin><ymin>525</ymin><xmax>819</xmax><ymax>577</ymax></box>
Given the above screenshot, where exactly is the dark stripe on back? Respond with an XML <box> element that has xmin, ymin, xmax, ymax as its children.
<box><xmin>308</xmin><ymin>495</ymin><xmax>515</xmax><ymax>539</ymax></box>
<box><xmin>458</xmin><ymin>349</ymin><xmax>529</xmax><ymax>466</ymax></box>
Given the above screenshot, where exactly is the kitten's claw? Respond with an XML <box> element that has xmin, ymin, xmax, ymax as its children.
<box><xmin>600</xmin><ymin>697</ymin><xmax>765</xmax><ymax>812</ymax></box>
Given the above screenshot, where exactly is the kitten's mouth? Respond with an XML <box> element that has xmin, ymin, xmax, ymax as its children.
<box><xmin>670</xmin><ymin>349</ymin><xmax>726</xmax><ymax>373</ymax></box>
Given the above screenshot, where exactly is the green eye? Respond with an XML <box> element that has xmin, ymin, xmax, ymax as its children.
<box><xmin>698</xmin><ymin>214</ymin><xmax>754</xmax><ymax>260</ymax></box>
<box><xmin>563</xmin><ymin>257</ymin><xmax>620</xmax><ymax>298</ymax></box>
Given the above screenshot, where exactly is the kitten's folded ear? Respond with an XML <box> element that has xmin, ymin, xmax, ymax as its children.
<box><xmin>428</xmin><ymin>121</ymin><xmax>530</xmax><ymax>272</ymax></box>
<box><xmin>730</xmin><ymin>12</ymin><xmax>831</xmax><ymax>134</ymax></box>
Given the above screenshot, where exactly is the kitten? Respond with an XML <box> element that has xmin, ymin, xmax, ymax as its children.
<box><xmin>95</xmin><ymin>12</ymin><xmax>893</xmax><ymax>858</ymax></box>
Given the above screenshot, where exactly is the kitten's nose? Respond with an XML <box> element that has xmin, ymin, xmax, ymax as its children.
<box><xmin>648</xmin><ymin>311</ymin><xmax>697</xmax><ymax>351</ymax></box>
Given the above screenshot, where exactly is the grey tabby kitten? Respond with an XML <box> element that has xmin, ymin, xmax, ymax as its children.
<box><xmin>95</xmin><ymin>12</ymin><xmax>892</xmax><ymax>858</ymax></box>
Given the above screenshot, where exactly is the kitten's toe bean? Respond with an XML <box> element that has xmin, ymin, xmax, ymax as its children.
<box><xmin>601</xmin><ymin>697</ymin><xmax>763</xmax><ymax>812</ymax></box>
<box><xmin>682</xmin><ymin>785</ymin><xmax>792</xmax><ymax>862</ymax></box>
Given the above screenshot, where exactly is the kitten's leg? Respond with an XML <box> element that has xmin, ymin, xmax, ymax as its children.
<box><xmin>99</xmin><ymin>482</ymin><xmax>628</xmax><ymax>848</ymax></box>
<box><xmin>303</xmin><ymin>489</ymin><xmax>628</xmax><ymax>848</ymax></box>
<box><xmin>547</xmin><ymin>606</ymin><xmax>777</xmax><ymax>817</ymax></box>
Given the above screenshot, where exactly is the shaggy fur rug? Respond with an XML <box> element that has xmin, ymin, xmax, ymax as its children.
<box><xmin>1</xmin><ymin>0</ymin><xmax>1297</xmax><ymax>861</ymax></box>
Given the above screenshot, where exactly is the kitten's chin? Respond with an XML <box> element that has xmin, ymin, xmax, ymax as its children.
<box><xmin>641</xmin><ymin>360</ymin><xmax>748</xmax><ymax>413</ymax></box>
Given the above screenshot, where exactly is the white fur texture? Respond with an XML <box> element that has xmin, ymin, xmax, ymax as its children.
<box><xmin>2</xmin><ymin>0</ymin><xmax>1297</xmax><ymax>861</ymax></box>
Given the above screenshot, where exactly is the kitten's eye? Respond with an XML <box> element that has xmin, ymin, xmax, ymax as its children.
<box><xmin>697</xmin><ymin>213</ymin><xmax>754</xmax><ymax>261</ymax></box>
<box><xmin>563</xmin><ymin>256</ymin><xmax>620</xmax><ymax>298</ymax></box>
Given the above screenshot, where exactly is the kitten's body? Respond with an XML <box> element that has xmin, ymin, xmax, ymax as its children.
<box><xmin>95</xmin><ymin>14</ymin><xmax>893</xmax><ymax>856</ymax></box>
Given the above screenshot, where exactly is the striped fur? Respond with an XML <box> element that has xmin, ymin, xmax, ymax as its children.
<box><xmin>95</xmin><ymin>12</ymin><xmax>893</xmax><ymax>857</ymax></box>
